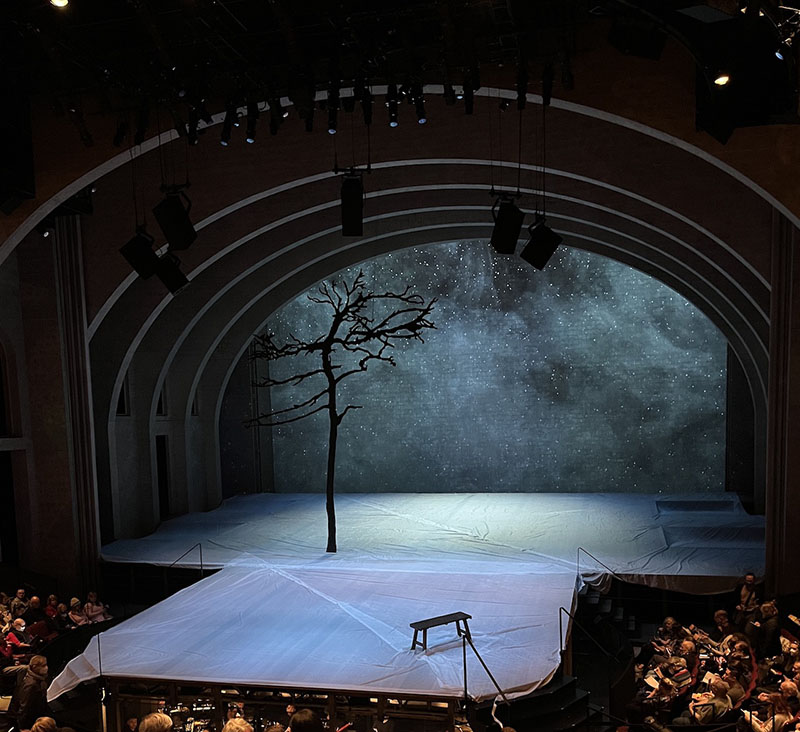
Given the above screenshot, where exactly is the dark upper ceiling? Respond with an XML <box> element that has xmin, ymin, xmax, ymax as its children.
<box><xmin>0</xmin><ymin>0</ymin><xmax>797</xmax><ymax>147</ymax></box>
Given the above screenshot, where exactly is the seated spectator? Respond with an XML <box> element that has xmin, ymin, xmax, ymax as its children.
<box><xmin>742</xmin><ymin>692</ymin><xmax>793</xmax><ymax>732</ymax></box>
<box><xmin>23</xmin><ymin>597</ymin><xmax>50</xmax><ymax>628</ymax></box>
<box><xmin>138</xmin><ymin>713</ymin><xmax>173</xmax><ymax>732</ymax></box>
<box><xmin>673</xmin><ymin>678</ymin><xmax>732</xmax><ymax>725</ymax></box>
<box><xmin>8</xmin><ymin>655</ymin><xmax>50</xmax><ymax>731</ymax></box>
<box><xmin>32</xmin><ymin>716</ymin><xmax>58</xmax><ymax>732</ymax></box>
<box><xmin>264</xmin><ymin>727</ymin><xmax>285</xmax><ymax>732</ymax></box>
<box><xmin>67</xmin><ymin>598</ymin><xmax>89</xmax><ymax>626</ymax></box>
<box><xmin>710</xmin><ymin>609</ymin><xmax>739</xmax><ymax>641</ymax></box>
<box><xmin>83</xmin><ymin>591</ymin><xmax>111</xmax><ymax>623</ymax></box>
<box><xmin>54</xmin><ymin>603</ymin><xmax>72</xmax><ymax>630</ymax></box>
<box><xmin>6</xmin><ymin>618</ymin><xmax>33</xmax><ymax>650</ymax></box>
<box><xmin>10</xmin><ymin>588</ymin><xmax>29</xmax><ymax>618</ymax></box>
<box><xmin>43</xmin><ymin>596</ymin><xmax>58</xmax><ymax>620</ymax></box>
<box><xmin>287</xmin><ymin>709</ymin><xmax>324</xmax><ymax>732</ymax></box>
<box><xmin>1</xmin><ymin>609</ymin><xmax>12</xmax><ymax>634</ymax></box>
<box><xmin>222</xmin><ymin>719</ymin><xmax>253</xmax><ymax>732</ymax></box>
<box><xmin>645</xmin><ymin>656</ymin><xmax>692</xmax><ymax>693</ymax></box>
<box><xmin>723</xmin><ymin>668</ymin><xmax>746</xmax><ymax>706</ymax></box>
<box><xmin>758</xmin><ymin>680</ymin><xmax>800</xmax><ymax>715</ymax></box>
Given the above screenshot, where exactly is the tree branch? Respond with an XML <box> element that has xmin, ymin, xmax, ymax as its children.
<box><xmin>248</xmin><ymin>403</ymin><xmax>328</xmax><ymax>427</ymax></box>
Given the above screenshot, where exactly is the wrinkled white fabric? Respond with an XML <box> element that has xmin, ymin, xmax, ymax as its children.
<box><xmin>49</xmin><ymin>559</ymin><xmax>577</xmax><ymax>702</ymax></box>
<box><xmin>51</xmin><ymin>493</ymin><xmax>763</xmax><ymax>702</ymax></box>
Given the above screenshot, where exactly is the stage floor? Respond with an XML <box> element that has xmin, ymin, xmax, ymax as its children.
<box><xmin>51</xmin><ymin>494</ymin><xmax>763</xmax><ymax>705</ymax></box>
<box><xmin>101</xmin><ymin>492</ymin><xmax>765</xmax><ymax>591</ymax></box>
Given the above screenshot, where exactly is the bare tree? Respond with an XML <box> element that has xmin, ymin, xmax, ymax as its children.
<box><xmin>250</xmin><ymin>271</ymin><xmax>436</xmax><ymax>552</ymax></box>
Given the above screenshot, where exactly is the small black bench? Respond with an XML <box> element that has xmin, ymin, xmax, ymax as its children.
<box><xmin>409</xmin><ymin>611</ymin><xmax>472</xmax><ymax>651</ymax></box>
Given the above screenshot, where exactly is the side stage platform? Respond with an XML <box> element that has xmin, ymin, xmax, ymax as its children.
<box><xmin>50</xmin><ymin>493</ymin><xmax>764</xmax><ymax>714</ymax></box>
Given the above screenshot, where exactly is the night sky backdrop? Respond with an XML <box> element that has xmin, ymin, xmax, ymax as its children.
<box><xmin>262</xmin><ymin>241</ymin><xmax>726</xmax><ymax>494</ymax></box>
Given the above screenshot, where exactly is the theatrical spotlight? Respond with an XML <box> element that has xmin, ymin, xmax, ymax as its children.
<box><xmin>340</xmin><ymin>171</ymin><xmax>364</xmax><ymax>237</ymax></box>
<box><xmin>410</xmin><ymin>83</ymin><xmax>426</xmax><ymax>123</ymax></box>
<box><xmin>245</xmin><ymin>102</ymin><xmax>259</xmax><ymax>143</ymax></box>
<box><xmin>50</xmin><ymin>0</ymin><xmax>68</xmax><ymax>7</ymax></box>
<box><xmin>153</xmin><ymin>192</ymin><xmax>197</xmax><ymax>251</ymax></box>
<box><xmin>520</xmin><ymin>216</ymin><xmax>563</xmax><ymax>270</ymax></box>
<box><xmin>155</xmin><ymin>252</ymin><xmax>189</xmax><ymax>295</ymax></box>
<box><xmin>489</xmin><ymin>196</ymin><xmax>524</xmax><ymax>255</ymax></box>
<box><xmin>386</xmin><ymin>83</ymin><xmax>399</xmax><ymax>127</ymax></box>
<box><xmin>220</xmin><ymin>106</ymin><xmax>235</xmax><ymax>146</ymax></box>
<box><xmin>327</xmin><ymin>83</ymin><xmax>340</xmax><ymax>134</ymax></box>
<box><xmin>120</xmin><ymin>229</ymin><xmax>159</xmax><ymax>279</ymax></box>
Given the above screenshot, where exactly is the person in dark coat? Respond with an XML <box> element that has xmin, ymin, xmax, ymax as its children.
<box><xmin>8</xmin><ymin>655</ymin><xmax>50</xmax><ymax>730</ymax></box>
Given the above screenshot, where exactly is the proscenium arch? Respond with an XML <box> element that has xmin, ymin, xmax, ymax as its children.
<box><xmin>101</xmin><ymin>189</ymin><xmax>770</xmax><ymax>534</ymax></box>
<box><xmin>76</xmin><ymin>97</ymin><xmax>773</xmax><ymax>537</ymax></box>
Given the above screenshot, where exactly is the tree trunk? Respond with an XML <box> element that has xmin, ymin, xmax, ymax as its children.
<box><xmin>325</xmin><ymin>403</ymin><xmax>338</xmax><ymax>552</ymax></box>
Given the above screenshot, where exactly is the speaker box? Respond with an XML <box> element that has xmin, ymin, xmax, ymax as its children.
<box><xmin>490</xmin><ymin>199</ymin><xmax>524</xmax><ymax>254</ymax></box>
<box><xmin>120</xmin><ymin>232</ymin><xmax>159</xmax><ymax>278</ymax></box>
<box><xmin>153</xmin><ymin>194</ymin><xmax>197</xmax><ymax>251</ymax></box>
<box><xmin>520</xmin><ymin>221</ymin><xmax>562</xmax><ymax>270</ymax></box>
<box><xmin>341</xmin><ymin>174</ymin><xmax>363</xmax><ymax>236</ymax></box>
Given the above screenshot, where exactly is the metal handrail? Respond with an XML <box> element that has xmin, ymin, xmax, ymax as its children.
<box><xmin>168</xmin><ymin>542</ymin><xmax>204</xmax><ymax>577</ymax></box>
<box><xmin>576</xmin><ymin>546</ymin><xmax>625</xmax><ymax>583</ymax></box>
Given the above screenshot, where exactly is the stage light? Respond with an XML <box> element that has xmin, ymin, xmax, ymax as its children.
<box><xmin>327</xmin><ymin>82</ymin><xmax>340</xmax><ymax>134</ymax></box>
<box><xmin>50</xmin><ymin>0</ymin><xmax>68</xmax><ymax>7</ymax></box>
<box><xmin>155</xmin><ymin>252</ymin><xmax>189</xmax><ymax>295</ymax></box>
<box><xmin>776</xmin><ymin>49</ymin><xmax>785</xmax><ymax>60</ymax></box>
<box><xmin>714</xmin><ymin>73</ymin><xmax>731</xmax><ymax>86</ymax></box>
<box><xmin>341</xmin><ymin>172</ymin><xmax>364</xmax><ymax>236</ymax></box>
<box><xmin>490</xmin><ymin>197</ymin><xmax>524</xmax><ymax>255</ymax></box>
<box><xmin>245</xmin><ymin>102</ymin><xmax>259</xmax><ymax>143</ymax></box>
<box><xmin>153</xmin><ymin>193</ymin><xmax>197</xmax><ymax>251</ymax></box>
<box><xmin>520</xmin><ymin>216</ymin><xmax>563</xmax><ymax>270</ymax></box>
<box><xmin>220</xmin><ymin>107</ymin><xmax>235</xmax><ymax>146</ymax></box>
<box><xmin>386</xmin><ymin>83</ymin><xmax>399</xmax><ymax>127</ymax></box>
<box><xmin>120</xmin><ymin>229</ymin><xmax>159</xmax><ymax>279</ymax></box>
<box><xmin>415</xmin><ymin>99</ymin><xmax>426</xmax><ymax>123</ymax></box>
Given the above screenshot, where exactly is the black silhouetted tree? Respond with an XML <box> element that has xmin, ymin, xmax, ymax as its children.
<box><xmin>250</xmin><ymin>271</ymin><xmax>436</xmax><ymax>552</ymax></box>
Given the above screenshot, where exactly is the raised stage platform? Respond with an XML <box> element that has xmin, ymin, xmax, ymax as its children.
<box><xmin>50</xmin><ymin>493</ymin><xmax>765</xmax><ymax>708</ymax></box>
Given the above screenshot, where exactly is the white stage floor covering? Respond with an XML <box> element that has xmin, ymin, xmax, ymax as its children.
<box><xmin>101</xmin><ymin>492</ymin><xmax>765</xmax><ymax>590</ymax></box>
<box><xmin>52</xmin><ymin>494</ymin><xmax>763</xmax><ymax>704</ymax></box>
<box><xmin>50</xmin><ymin>558</ymin><xmax>576</xmax><ymax>702</ymax></box>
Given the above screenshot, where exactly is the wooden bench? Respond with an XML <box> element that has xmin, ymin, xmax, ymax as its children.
<box><xmin>409</xmin><ymin>611</ymin><xmax>472</xmax><ymax>651</ymax></box>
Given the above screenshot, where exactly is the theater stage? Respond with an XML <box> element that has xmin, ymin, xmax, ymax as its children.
<box><xmin>50</xmin><ymin>493</ymin><xmax>764</xmax><ymax>704</ymax></box>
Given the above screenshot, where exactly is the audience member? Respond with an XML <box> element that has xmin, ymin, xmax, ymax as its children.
<box><xmin>287</xmin><ymin>709</ymin><xmax>324</xmax><ymax>732</ymax></box>
<box><xmin>742</xmin><ymin>693</ymin><xmax>792</xmax><ymax>732</ymax></box>
<box><xmin>8</xmin><ymin>655</ymin><xmax>50</xmax><ymax>730</ymax></box>
<box><xmin>735</xmin><ymin>573</ymin><xmax>762</xmax><ymax>628</ymax></box>
<box><xmin>67</xmin><ymin>598</ymin><xmax>89</xmax><ymax>626</ymax></box>
<box><xmin>6</xmin><ymin>618</ymin><xmax>33</xmax><ymax>650</ymax></box>
<box><xmin>673</xmin><ymin>678</ymin><xmax>731</xmax><ymax>725</ymax></box>
<box><xmin>10</xmin><ymin>588</ymin><xmax>29</xmax><ymax>618</ymax></box>
<box><xmin>83</xmin><ymin>591</ymin><xmax>112</xmax><ymax>623</ymax></box>
<box><xmin>43</xmin><ymin>596</ymin><xmax>59</xmax><ymax>620</ymax></box>
<box><xmin>31</xmin><ymin>716</ymin><xmax>58</xmax><ymax>732</ymax></box>
<box><xmin>222</xmin><ymin>719</ymin><xmax>253</xmax><ymax>732</ymax></box>
<box><xmin>23</xmin><ymin>597</ymin><xmax>50</xmax><ymax>628</ymax></box>
<box><xmin>138</xmin><ymin>713</ymin><xmax>173</xmax><ymax>732</ymax></box>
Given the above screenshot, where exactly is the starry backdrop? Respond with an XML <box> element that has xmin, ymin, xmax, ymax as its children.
<box><xmin>259</xmin><ymin>240</ymin><xmax>726</xmax><ymax>494</ymax></box>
